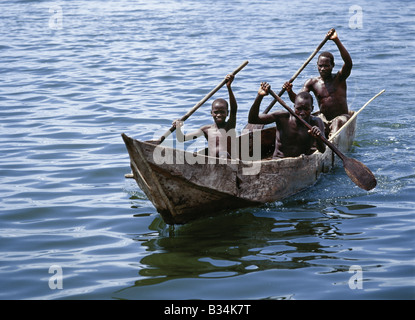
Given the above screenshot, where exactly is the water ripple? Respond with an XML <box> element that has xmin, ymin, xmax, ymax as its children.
<box><xmin>0</xmin><ymin>0</ymin><xmax>414</xmax><ymax>300</ymax></box>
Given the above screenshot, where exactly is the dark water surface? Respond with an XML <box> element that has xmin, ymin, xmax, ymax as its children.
<box><xmin>0</xmin><ymin>0</ymin><xmax>414</xmax><ymax>300</ymax></box>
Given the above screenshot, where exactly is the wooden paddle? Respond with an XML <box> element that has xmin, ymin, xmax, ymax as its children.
<box><xmin>268</xmin><ymin>88</ymin><xmax>377</xmax><ymax>191</ymax></box>
<box><xmin>157</xmin><ymin>60</ymin><xmax>249</xmax><ymax>143</ymax></box>
<box><xmin>244</xmin><ymin>28</ymin><xmax>335</xmax><ymax>131</ymax></box>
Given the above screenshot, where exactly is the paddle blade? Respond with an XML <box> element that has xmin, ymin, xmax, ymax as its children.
<box><xmin>343</xmin><ymin>157</ymin><xmax>377</xmax><ymax>191</ymax></box>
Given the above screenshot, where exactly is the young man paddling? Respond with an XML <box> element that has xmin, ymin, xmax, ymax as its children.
<box><xmin>172</xmin><ymin>74</ymin><xmax>237</xmax><ymax>159</ymax></box>
<box><xmin>284</xmin><ymin>30</ymin><xmax>352</xmax><ymax>136</ymax></box>
<box><xmin>249</xmin><ymin>82</ymin><xmax>326</xmax><ymax>158</ymax></box>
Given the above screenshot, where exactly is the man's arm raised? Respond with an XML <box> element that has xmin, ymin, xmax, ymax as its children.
<box><xmin>248</xmin><ymin>82</ymin><xmax>278</xmax><ymax>125</ymax></box>
<box><xmin>331</xmin><ymin>31</ymin><xmax>353</xmax><ymax>80</ymax></box>
<box><xmin>225</xmin><ymin>74</ymin><xmax>237</xmax><ymax>130</ymax></box>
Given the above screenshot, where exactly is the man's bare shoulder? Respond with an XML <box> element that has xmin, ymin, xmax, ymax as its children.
<box><xmin>270</xmin><ymin>110</ymin><xmax>290</xmax><ymax>121</ymax></box>
<box><xmin>303</xmin><ymin>77</ymin><xmax>320</xmax><ymax>90</ymax></box>
<box><xmin>333</xmin><ymin>70</ymin><xmax>348</xmax><ymax>83</ymax></box>
<box><xmin>310</xmin><ymin>115</ymin><xmax>325</xmax><ymax>126</ymax></box>
<box><xmin>271</xmin><ymin>110</ymin><xmax>290</xmax><ymax>117</ymax></box>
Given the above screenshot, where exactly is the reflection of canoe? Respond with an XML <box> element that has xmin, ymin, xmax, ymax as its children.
<box><xmin>122</xmin><ymin>111</ymin><xmax>357</xmax><ymax>225</ymax></box>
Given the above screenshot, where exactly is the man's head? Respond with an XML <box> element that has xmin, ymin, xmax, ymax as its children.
<box><xmin>211</xmin><ymin>99</ymin><xmax>228</xmax><ymax>125</ymax></box>
<box><xmin>294</xmin><ymin>92</ymin><xmax>313</xmax><ymax>121</ymax></box>
<box><xmin>317</xmin><ymin>51</ymin><xmax>335</xmax><ymax>79</ymax></box>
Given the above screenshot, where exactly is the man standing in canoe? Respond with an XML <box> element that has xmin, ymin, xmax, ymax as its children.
<box><xmin>172</xmin><ymin>74</ymin><xmax>238</xmax><ymax>159</ymax></box>
<box><xmin>283</xmin><ymin>30</ymin><xmax>352</xmax><ymax>136</ymax></box>
<box><xmin>249</xmin><ymin>82</ymin><xmax>326</xmax><ymax>158</ymax></box>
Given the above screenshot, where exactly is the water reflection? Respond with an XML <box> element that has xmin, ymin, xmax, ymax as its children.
<box><xmin>117</xmin><ymin>200</ymin><xmax>378</xmax><ymax>298</ymax></box>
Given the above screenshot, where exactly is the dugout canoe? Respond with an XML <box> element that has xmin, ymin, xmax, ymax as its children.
<box><xmin>122</xmin><ymin>109</ymin><xmax>360</xmax><ymax>225</ymax></box>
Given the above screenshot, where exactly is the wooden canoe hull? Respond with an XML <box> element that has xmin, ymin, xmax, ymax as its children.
<box><xmin>122</xmin><ymin>112</ymin><xmax>356</xmax><ymax>224</ymax></box>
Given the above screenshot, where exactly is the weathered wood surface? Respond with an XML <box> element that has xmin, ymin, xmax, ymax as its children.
<box><xmin>122</xmin><ymin>111</ymin><xmax>356</xmax><ymax>224</ymax></box>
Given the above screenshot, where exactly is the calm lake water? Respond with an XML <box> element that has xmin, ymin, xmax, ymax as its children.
<box><xmin>0</xmin><ymin>0</ymin><xmax>414</xmax><ymax>300</ymax></box>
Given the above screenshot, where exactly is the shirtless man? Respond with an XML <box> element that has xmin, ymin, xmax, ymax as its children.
<box><xmin>248</xmin><ymin>82</ymin><xmax>326</xmax><ymax>158</ymax></box>
<box><xmin>172</xmin><ymin>74</ymin><xmax>237</xmax><ymax>159</ymax></box>
<box><xmin>284</xmin><ymin>30</ymin><xmax>353</xmax><ymax>135</ymax></box>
